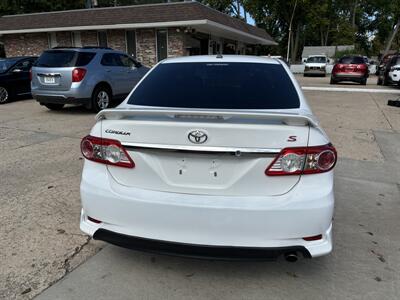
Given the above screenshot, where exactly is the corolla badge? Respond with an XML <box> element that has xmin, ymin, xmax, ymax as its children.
<box><xmin>188</xmin><ymin>130</ymin><xmax>208</xmax><ymax>144</ymax></box>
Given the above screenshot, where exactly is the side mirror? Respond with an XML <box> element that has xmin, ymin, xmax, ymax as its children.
<box><xmin>12</xmin><ymin>68</ymin><xmax>22</xmax><ymax>73</ymax></box>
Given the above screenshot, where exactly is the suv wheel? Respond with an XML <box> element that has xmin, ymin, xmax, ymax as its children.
<box><xmin>92</xmin><ymin>86</ymin><xmax>112</xmax><ymax>112</ymax></box>
<box><xmin>0</xmin><ymin>86</ymin><xmax>9</xmax><ymax>104</ymax></box>
<box><xmin>43</xmin><ymin>103</ymin><xmax>64</xmax><ymax>110</ymax></box>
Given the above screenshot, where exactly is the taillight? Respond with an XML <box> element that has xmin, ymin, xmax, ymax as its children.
<box><xmin>72</xmin><ymin>68</ymin><xmax>86</xmax><ymax>82</ymax></box>
<box><xmin>80</xmin><ymin>135</ymin><xmax>135</xmax><ymax>168</ymax></box>
<box><xmin>265</xmin><ymin>144</ymin><xmax>337</xmax><ymax>176</ymax></box>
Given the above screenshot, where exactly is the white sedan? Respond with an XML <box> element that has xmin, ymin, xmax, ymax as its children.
<box><xmin>79</xmin><ymin>55</ymin><xmax>337</xmax><ymax>262</ymax></box>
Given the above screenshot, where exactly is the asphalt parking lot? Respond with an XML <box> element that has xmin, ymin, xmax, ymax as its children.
<box><xmin>1</xmin><ymin>75</ymin><xmax>400</xmax><ymax>300</ymax></box>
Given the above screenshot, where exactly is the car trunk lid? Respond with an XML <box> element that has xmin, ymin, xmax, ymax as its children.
<box><xmin>98</xmin><ymin>108</ymin><xmax>314</xmax><ymax>196</ymax></box>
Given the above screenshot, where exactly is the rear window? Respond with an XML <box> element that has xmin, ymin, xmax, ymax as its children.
<box><xmin>306</xmin><ymin>56</ymin><xmax>326</xmax><ymax>63</ymax></box>
<box><xmin>35</xmin><ymin>50</ymin><xmax>95</xmax><ymax>67</ymax></box>
<box><xmin>128</xmin><ymin>62</ymin><xmax>300</xmax><ymax>109</ymax></box>
<box><xmin>339</xmin><ymin>56</ymin><xmax>364</xmax><ymax>64</ymax></box>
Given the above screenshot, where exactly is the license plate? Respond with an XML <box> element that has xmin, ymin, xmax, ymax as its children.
<box><xmin>44</xmin><ymin>76</ymin><xmax>55</xmax><ymax>84</ymax></box>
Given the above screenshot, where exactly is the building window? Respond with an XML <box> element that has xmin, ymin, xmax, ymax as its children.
<box><xmin>125</xmin><ymin>30</ymin><xmax>136</xmax><ymax>57</ymax></box>
<box><xmin>156</xmin><ymin>29</ymin><xmax>168</xmax><ymax>62</ymax></box>
<box><xmin>97</xmin><ymin>31</ymin><xmax>108</xmax><ymax>47</ymax></box>
<box><xmin>47</xmin><ymin>32</ymin><xmax>57</xmax><ymax>48</ymax></box>
<box><xmin>71</xmin><ymin>32</ymin><xmax>82</xmax><ymax>47</ymax></box>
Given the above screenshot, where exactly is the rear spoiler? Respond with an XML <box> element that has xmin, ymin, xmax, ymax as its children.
<box><xmin>96</xmin><ymin>108</ymin><xmax>319</xmax><ymax>127</ymax></box>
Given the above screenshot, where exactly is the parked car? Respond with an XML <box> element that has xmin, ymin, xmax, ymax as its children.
<box><xmin>377</xmin><ymin>54</ymin><xmax>400</xmax><ymax>86</ymax></box>
<box><xmin>375</xmin><ymin>53</ymin><xmax>394</xmax><ymax>76</ymax></box>
<box><xmin>330</xmin><ymin>55</ymin><xmax>369</xmax><ymax>85</ymax></box>
<box><xmin>80</xmin><ymin>55</ymin><xmax>337</xmax><ymax>261</ymax></box>
<box><xmin>0</xmin><ymin>56</ymin><xmax>37</xmax><ymax>104</ymax></box>
<box><xmin>303</xmin><ymin>55</ymin><xmax>328</xmax><ymax>77</ymax></box>
<box><xmin>31</xmin><ymin>47</ymin><xmax>149</xmax><ymax>112</ymax></box>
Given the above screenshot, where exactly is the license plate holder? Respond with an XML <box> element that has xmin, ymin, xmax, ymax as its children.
<box><xmin>44</xmin><ymin>76</ymin><xmax>56</xmax><ymax>84</ymax></box>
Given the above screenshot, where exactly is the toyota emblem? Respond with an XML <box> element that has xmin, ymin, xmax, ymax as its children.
<box><xmin>188</xmin><ymin>130</ymin><xmax>208</xmax><ymax>144</ymax></box>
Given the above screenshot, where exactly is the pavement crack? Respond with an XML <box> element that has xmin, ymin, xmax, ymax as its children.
<box><xmin>62</xmin><ymin>236</ymin><xmax>91</xmax><ymax>275</ymax></box>
<box><xmin>368</xmin><ymin>93</ymin><xmax>394</xmax><ymax>131</ymax></box>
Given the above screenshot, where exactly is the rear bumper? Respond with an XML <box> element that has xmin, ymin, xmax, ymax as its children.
<box><xmin>31</xmin><ymin>84</ymin><xmax>92</xmax><ymax>106</ymax></box>
<box><xmin>34</xmin><ymin>94</ymin><xmax>90</xmax><ymax>105</ymax></box>
<box><xmin>80</xmin><ymin>162</ymin><xmax>334</xmax><ymax>258</ymax></box>
<box><xmin>93</xmin><ymin>228</ymin><xmax>312</xmax><ymax>260</ymax></box>
<box><xmin>332</xmin><ymin>72</ymin><xmax>367</xmax><ymax>81</ymax></box>
<box><xmin>304</xmin><ymin>69</ymin><xmax>326</xmax><ymax>76</ymax></box>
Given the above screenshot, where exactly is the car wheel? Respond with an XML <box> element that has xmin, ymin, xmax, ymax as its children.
<box><xmin>382</xmin><ymin>76</ymin><xmax>389</xmax><ymax>86</ymax></box>
<box><xmin>377</xmin><ymin>77</ymin><xmax>382</xmax><ymax>85</ymax></box>
<box><xmin>43</xmin><ymin>103</ymin><xmax>65</xmax><ymax>110</ymax></box>
<box><xmin>0</xmin><ymin>86</ymin><xmax>9</xmax><ymax>104</ymax></box>
<box><xmin>330</xmin><ymin>78</ymin><xmax>336</xmax><ymax>84</ymax></box>
<box><xmin>361</xmin><ymin>78</ymin><xmax>367</xmax><ymax>85</ymax></box>
<box><xmin>92</xmin><ymin>86</ymin><xmax>112</xmax><ymax>113</ymax></box>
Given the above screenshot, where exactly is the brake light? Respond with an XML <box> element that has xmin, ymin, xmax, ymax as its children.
<box><xmin>72</xmin><ymin>68</ymin><xmax>86</xmax><ymax>82</ymax></box>
<box><xmin>80</xmin><ymin>135</ymin><xmax>135</xmax><ymax>168</ymax></box>
<box><xmin>265</xmin><ymin>144</ymin><xmax>337</xmax><ymax>176</ymax></box>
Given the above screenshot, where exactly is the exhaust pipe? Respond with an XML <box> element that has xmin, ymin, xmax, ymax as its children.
<box><xmin>284</xmin><ymin>252</ymin><xmax>298</xmax><ymax>262</ymax></box>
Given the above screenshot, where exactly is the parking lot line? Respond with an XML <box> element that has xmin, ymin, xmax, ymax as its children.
<box><xmin>302</xmin><ymin>86</ymin><xmax>400</xmax><ymax>94</ymax></box>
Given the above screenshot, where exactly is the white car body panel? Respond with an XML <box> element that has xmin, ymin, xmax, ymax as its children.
<box><xmin>80</xmin><ymin>55</ymin><xmax>335</xmax><ymax>259</ymax></box>
<box><xmin>389</xmin><ymin>65</ymin><xmax>400</xmax><ymax>83</ymax></box>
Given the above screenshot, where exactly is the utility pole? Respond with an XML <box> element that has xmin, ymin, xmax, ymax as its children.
<box><xmin>286</xmin><ymin>0</ymin><xmax>298</xmax><ymax>64</ymax></box>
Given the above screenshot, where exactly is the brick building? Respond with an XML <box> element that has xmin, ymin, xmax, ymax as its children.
<box><xmin>0</xmin><ymin>1</ymin><xmax>275</xmax><ymax>66</ymax></box>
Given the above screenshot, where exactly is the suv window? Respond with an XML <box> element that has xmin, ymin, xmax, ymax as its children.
<box><xmin>128</xmin><ymin>62</ymin><xmax>300</xmax><ymax>109</ymax></box>
<box><xmin>14</xmin><ymin>59</ymin><xmax>34</xmax><ymax>72</ymax></box>
<box><xmin>75</xmin><ymin>52</ymin><xmax>96</xmax><ymax>66</ymax></box>
<box><xmin>338</xmin><ymin>56</ymin><xmax>364</xmax><ymax>64</ymax></box>
<box><xmin>119</xmin><ymin>55</ymin><xmax>135</xmax><ymax>68</ymax></box>
<box><xmin>101</xmin><ymin>53</ymin><xmax>120</xmax><ymax>66</ymax></box>
<box><xmin>36</xmin><ymin>50</ymin><xmax>95</xmax><ymax>67</ymax></box>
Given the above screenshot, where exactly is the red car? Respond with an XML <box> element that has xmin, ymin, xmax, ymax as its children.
<box><xmin>330</xmin><ymin>56</ymin><xmax>369</xmax><ymax>85</ymax></box>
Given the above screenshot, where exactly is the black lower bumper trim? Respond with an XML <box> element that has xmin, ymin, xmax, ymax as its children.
<box><xmin>93</xmin><ymin>229</ymin><xmax>312</xmax><ymax>261</ymax></box>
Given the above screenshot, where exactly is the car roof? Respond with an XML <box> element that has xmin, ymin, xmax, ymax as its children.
<box><xmin>46</xmin><ymin>47</ymin><xmax>125</xmax><ymax>54</ymax></box>
<box><xmin>161</xmin><ymin>55</ymin><xmax>281</xmax><ymax>65</ymax></box>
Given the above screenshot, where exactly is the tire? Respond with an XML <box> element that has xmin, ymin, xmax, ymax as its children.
<box><xmin>43</xmin><ymin>103</ymin><xmax>64</xmax><ymax>110</ymax></box>
<box><xmin>0</xmin><ymin>86</ymin><xmax>9</xmax><ymax>104</ymax></box>
<box><xmin>92</xmin><ymin>85</ymin><xmax>112</xmax><ymax>113</ymax></box>
<box><xmin>377</xmin><ymin>77</ymin><xmax>382</xmax><ymax>85</ymax></box>
<box><xmin>330</xmin><ymin>78</ymin><xmax>336</xmax><ymax>84</ymax></box>
<box><xmin>382</xmin><ymin>76</ymin><xmax>389</xmax><ymax>86</ymax></box>
<box><xmin>361</xmin><ymin>78</ymin><xmax>367</xmax><ymax>85</ymax></box>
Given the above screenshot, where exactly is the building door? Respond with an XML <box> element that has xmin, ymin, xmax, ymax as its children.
<box><xmin>126</xmin><ymin>30</ymin><xmax>136</xmax><ymax>57</ymax></box>
<box><xmin>156</xmin><ymin>29</ymin><xmax>168</xmax><ymax>62</ymax></box>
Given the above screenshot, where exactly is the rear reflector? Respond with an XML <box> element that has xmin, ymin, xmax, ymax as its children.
<box><xmin>265</xmin><ymin>144</ymin><xmax>337</xmax><ymax>176</ymax></box>
<box><xmin>81</xmin><ymin>135</ymin><xmax>135</xmax><ymax>168</ymax></box>
<box><xmin>302</xmin><ymin>234</ymin><xmax>323</xmax><ymax>241</ymax></box>
<box><xmin>88</xmin><ymin>216</ymin><xmax>102</xmax><ymax>224</ymax></box>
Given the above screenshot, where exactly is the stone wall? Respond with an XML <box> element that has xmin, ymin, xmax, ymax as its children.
<box><xmin>167</xmin><ymin>28</ymin><xmax>185</xmax><ymax>58</ymax></box>
<box><xmin>136</xmin><ymin>28</ymin><xmax>157</xmax><ymax>67</ymax></box>
<box><xmin>3</xmin><ymin>28</ymin><xmax>188</xmax><ymax>65</ymax></box>
<box><xmin>107</xmin><ymin>30</ymin><xmax>126</xmax><ymax>52</ymax></box>
<box><xmin>80</xmin><ymin>31</ymin><xmax>98</xmax><ymax>47</ymax></box>
<box><xmin>3</xmin><ymin>33</ymin><xmax>48</xmax><ymax>57</ymax></box>
<box><xmin>56</xmin><ymin>32</ymin><xmax>72</xmax><ymax>47</ymax></box>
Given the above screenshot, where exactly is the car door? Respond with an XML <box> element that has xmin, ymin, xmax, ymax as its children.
<box><xmin>100</xmin><ymin>53</ymin><xmax>127</xmax><ymax>97</ymax></box>
<box><xmin>118</xmin><ymin>54</ymin><xmax>143</xmax><ymax>93</ymax></box>
<box><xmin>10</xmin><ymin>59</ymin><xmax>34</xmax><ymax>95</ymax></box>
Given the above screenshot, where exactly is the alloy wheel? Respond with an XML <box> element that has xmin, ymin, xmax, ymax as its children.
<box><xmin>97</xmin><ymin>91</ymin><xmax>110</xmax><ymax>110</ymax></box>
<box><xmin>0</xmin><ymin>87</ymin><xmax>9</xmax><ymax>103</ymax></box>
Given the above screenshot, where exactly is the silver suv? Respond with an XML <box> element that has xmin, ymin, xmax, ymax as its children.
<box><xmin>31</xmin><ymin>47</ymin><xmax>149</xmax><ymax>112</ymax></box>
